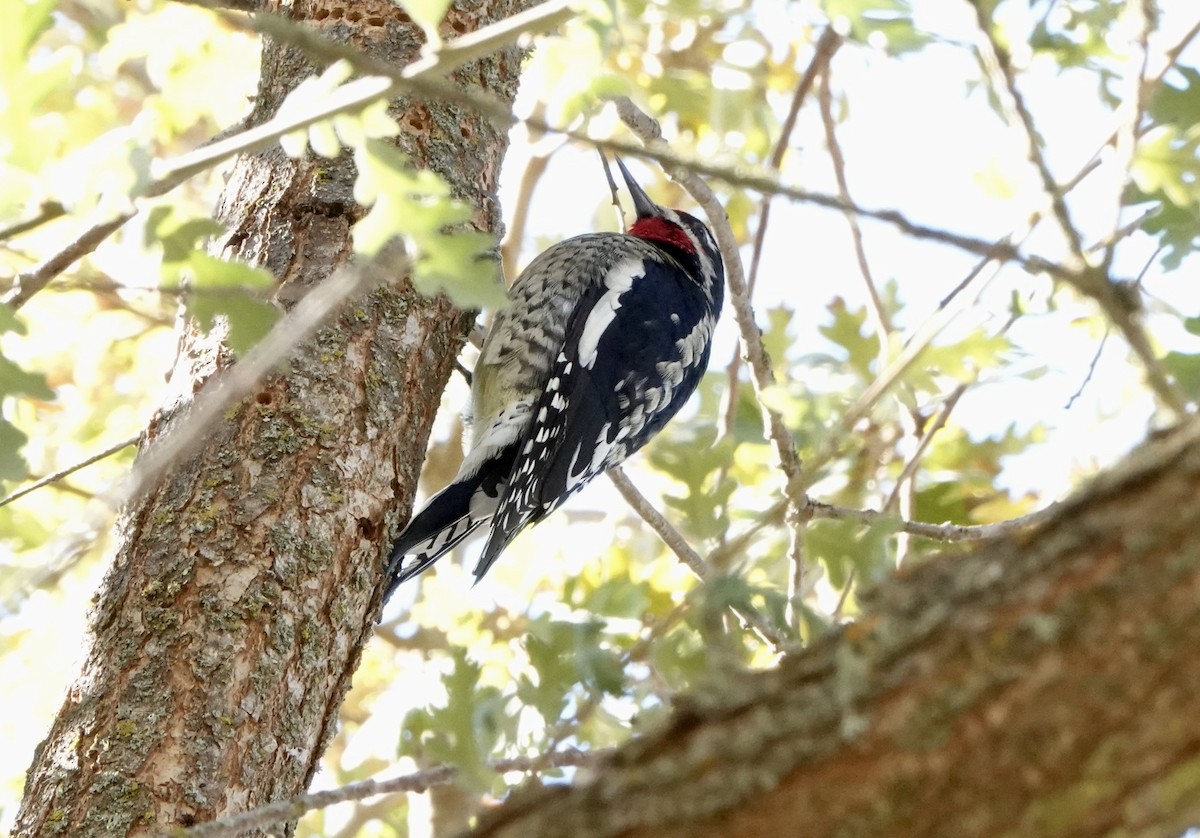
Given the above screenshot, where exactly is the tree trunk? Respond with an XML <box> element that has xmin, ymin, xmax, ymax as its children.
<box><xmin>15</xmin><ymin>1</ymin><xmax>527</xmax><ymax>834</ymax></box>
<box><xmin>474</xmin><ymin>419</ymin><xmax>1200</xmax><ymax>838</ymax></box>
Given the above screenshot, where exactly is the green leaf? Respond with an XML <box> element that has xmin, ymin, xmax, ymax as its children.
<box><xmin>902</xmin><ymin>329</ymin><xmax>1013</xmax><ymax>391</ymax></box>
<box><xmin>648</xmin><ymin>425</ymin><xmax>736</xmax><ymax>540</ymax></box>
<box><xmin>147</xmin><ymin>205</ymin><xmax>224</xmax><ymax>266</ymax></box>
<box><xmin>1131</xmin><ymin>125</ymin><xmax>1200</xmax><ymax>209</ymax></box>
<box><xmin>176</xmin><ymin>253</ymin><xmax>279</xmax><ymax>357</ymax></box>
<box><xmin>0</xmin><ymin>420</ymin><xmax>30</xmax><ymax>483</ymax></box>
<box><xmin>761</xmin><ymin>306</ymin><xmax>795</xmax><ymax>374</ymax></box>
<box><xmin>1148</xmin><ymin>67</ymin><xmax>1200</xmax><ymax>129</ymax></box>
<box><xmin>807</xmin><ymin>517</ymin><xmax>894</xmax><ymax>588</ymax></box>
<box><xmin>354</xmin><ymin>140</ymin><xmax>504</xmax><ymax>308</ymax></box>
<box><xmin>0</xmin><ymin>0</ymin><xmax>56</xmax><ymax>70</ymax></box>
<box><xmin>648</xmin><ymin>624</ymin><xmax>709</xmax><ymax>690</ymax></box>
<box><xmin>0</xmin><ymin>353</ymin><xmax>55</xmax><ymax>402</ymax></box>
<box><xmin>821</xmin><ymin>0</ymin><xmax>930</xmax><ymax>54</ymax></box>
<box><xmin>399</xmin><ymin>648</ymin><xmax>509</xmax><ymax>790</ymax></box>
<box><xmin>0</xmin><ymin>306</ymin><xmax>52</xmax><ymax>484</ymax></box>
<box><xmin>1163</xmin><ymin>352</ymin><xmax>1200</xmax><ymax>402</ymax></box>
<box><xmin>0</xmin><ymin>306</ymin><xmax>54</xmax><ymax>402</ymax></box>
<box><xmin>819</xmin><ymin>298</ymin><xmax>877</xmax><ymax>381</ymax></box>
<box><xmin>519</xmin><ymin>618</ymin><xmax>625</xmax><ymax>726</ymax></box>
<box><xmin>0</xmin><ymin>304</ymin><xmax>28</xmax><ymax>336</ymax></box>
<box><xmin>1128</xmin><ymin>184</ymin><xmax>1200</xmax><ymax>270</ymax></box>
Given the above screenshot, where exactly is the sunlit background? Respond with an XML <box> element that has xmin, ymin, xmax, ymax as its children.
<box><xmin>3</xmin><ymin>0</ymin><xmax>1199</xmax><ymax>833</ymax></box>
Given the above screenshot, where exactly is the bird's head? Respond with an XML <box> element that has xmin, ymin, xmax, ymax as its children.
<box><xmin>616</xmin><ymin>158</ymin><xmax>724</xmax><ymax>293</ymax></box>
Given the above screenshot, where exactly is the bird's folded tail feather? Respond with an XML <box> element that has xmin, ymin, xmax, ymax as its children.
<box><xmin>383</xmin><ymin>444</ymin><xmax>516</xmax><ymax>600</ymax></box>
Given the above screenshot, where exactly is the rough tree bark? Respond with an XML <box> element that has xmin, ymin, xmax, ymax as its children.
<box><xmin>475</xmin><ymin>419</ymin><xmax>1200</xmax><ymax>838</ymax></box>
<box><xmin>15</xmin><ymin>1</ymin><xmax>529</xmax><ymax>834</ymax></box>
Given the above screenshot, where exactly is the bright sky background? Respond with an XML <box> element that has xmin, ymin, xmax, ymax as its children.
<box><xmin>5</xmin><ymin>1</ymin><xmax>1200</xmax><ymax>833</ymax></box>
<box><xmin>500</xmin><ymin>0</ymin><xmax>1200</xmax><ymax>506</ymax></box>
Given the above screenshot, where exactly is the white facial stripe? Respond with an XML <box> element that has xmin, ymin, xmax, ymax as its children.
<box><xmin>578</xmin><ymin>260</ymin><xmax>644</xmax><ymax>369</ymax></box>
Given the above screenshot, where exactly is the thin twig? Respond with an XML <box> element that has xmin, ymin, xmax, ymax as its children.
<box><xmin>613</xmin><ymin>98</ymin><xmax>805</xmax><ymax>495</ymax></box>
<box><xmin>500</xmin><ymin>144</ymin><xmax>557</xmax><ymax>283</ymax></box>
<box><xmin>809</xmin><ymin>497</ymin><xmax>1065</xmax><ymax>543</ymax></box>
<box><xmin>1101</xmin><ymin>0</ymin><xmax>1152</xmax><ymax>276</ymax></box>
<box><xmin>5</xmin><ymin>213</ymin><xmax>133</xmax><ymax>309</ymax></box>
<box><xmin>0</xmin><ymin>201</ymin><xmax>65</xmax><ymax>242</ymax></box>
<box><xmin>607</xmin><ymin>468</ymin><xmax>706</xmax><ymax>580</ymax></box>
<box><xmin>721</xmin><ymin>28</ymin><xmax>839</xmax><ymax>436</ymax></box>
<box><xmin>968</xmin><ymin>0</ymin><xmax>1186</xmax><ymax>417</ymax></box>
<box><xmin>969</xmin><ymin>1</ymin><xmax>1086</xmax><ymax>262</ymax></box>
<box><xmin>818</xmin><ymin>70</ymin><xmax>891</xmax><ymax>355</ymax></box>
<box><xmin>0</xmin><ymin>434</ymin><xmax>141</xmax><ymax>509</ymax></box>
<box><xmin>6</xmin><ymin>0</ymin><xmax>576</xmax><ymax>311</ymax></box>
<box><xmin>174</xmin><ymin>748</ymin><xmax>608</xmax><ymax>838</ymax></box>
<box><xmin>1065</xmin><ymin>329</ymin><xmax>1110</xmax><ymax>411</ymax></box>
<box><xmin>607</xmin><ymin>468</ymin><xmax>785</xmax><ymax>648</ymax></box>
<box><xmin>882</xmin><ymin>385</ymin><xmax>966</xmax><ymax>514</ymax></box>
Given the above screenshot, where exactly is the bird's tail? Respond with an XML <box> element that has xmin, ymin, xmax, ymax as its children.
<box><xmin>383</xmin><ymin>446</ymin><xmax>515</xmax><ymax>600</ymax></box>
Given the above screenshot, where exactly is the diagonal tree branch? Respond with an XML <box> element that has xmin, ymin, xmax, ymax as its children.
<box><xmin>4</xmin><ymin>0</ymin><xmax>575</xmax><ymax>311</ymax></box>
<box><xmin>471</xmin><ymin>417</ymin><xmax>1200</xmax><ymax>838</ymax></box>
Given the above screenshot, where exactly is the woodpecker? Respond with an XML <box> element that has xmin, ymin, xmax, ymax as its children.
<box><xmin>384</xmin><ymin>159</ymin><xmax>724</xmax><ymax>599</ymax></box>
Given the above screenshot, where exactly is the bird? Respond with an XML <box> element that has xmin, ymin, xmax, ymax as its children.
<box><xmin>383</xmin><ymin>159</ymin><xmax>724</xmax><ymax>599</ymax></box>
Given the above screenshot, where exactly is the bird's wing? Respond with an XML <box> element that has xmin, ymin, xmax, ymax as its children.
<box><xmin>472</xmin><ymin>255</ymin><xmax>715</xmax><ymax>580</ymax></box>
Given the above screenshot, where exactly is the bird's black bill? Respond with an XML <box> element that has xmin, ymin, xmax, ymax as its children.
<box><xmin>616</xmin><ymin>158</ymin><xmax>661</xmax><ymax>220</ymax></box>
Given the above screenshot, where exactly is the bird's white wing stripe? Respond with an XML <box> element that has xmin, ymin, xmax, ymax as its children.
<box><xmin>677</xmin><ymin>316</ymin><xmax>715</xmax><ymax>368</ymax></box>
<box><xmin>578</xmin><ymin>259</ymin><xmax>644</xmax><ymax>369</ymax></box>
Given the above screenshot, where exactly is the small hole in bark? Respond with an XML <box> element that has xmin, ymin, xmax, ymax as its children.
<box><xmin>358</xmin><ymin>517</ymin><xmax>379</xmax><ymax>539</ymax></box>
<box><xmin>256</xmin><ymin>391</ymin><xmax>274</xmax><ymax>406</ymax></box>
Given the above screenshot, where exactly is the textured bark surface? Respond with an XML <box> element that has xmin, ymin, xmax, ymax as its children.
<box><xmin>15</xmin><ymin>0</ymin><xmax>528</xmax><ymax>835</ymax></box>
<box><xmin>475</xmin><ymin>420</ymin><xmax>1200</xmax><ymax>838</ymax></box>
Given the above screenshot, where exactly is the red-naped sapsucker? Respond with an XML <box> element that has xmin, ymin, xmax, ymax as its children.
<box><xmin>384</xmin><ymin>160</ymin><xmax>724</xmax><ymax>597</ymax></box>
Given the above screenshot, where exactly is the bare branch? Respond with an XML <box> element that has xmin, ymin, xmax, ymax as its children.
<box><xmin>0</xmin><ymin>434</ymin><xmax>141</xmax><ymax>509</ymax></box>
<box><xmin>500</xmin><ymin>128</ymin><xmax>559</xmax><ymax>283</ymax></box>
<box><xmin>607</xmin><ymin>468</ymin><xmax>707</xmax><ymax>580</ymax></box>
<box><xmin>966</xmin><ymin>1</ymin><xmax>1186</xmax><ymax>417</ymax></box>
<box><xmin>968</xmin><ymin>1</ymin><xmax>1086</xmax><ymax>262</ymax></box>
<box><xmin>721</xmin><ymin>29</ymin><xmax>840</xmax><ymax>436</ymax></box>
<box><xmin>613</xmin><ymin>98</ymin><xmax>805</xmax><ymax>501</ymax></box>
<box><xmin>176</xmin><ymin>748</ymin><xmax>608</xmax><ymax>838</ymax></box>
<box><xmin>5</xmin><ymin>212</ymin><xmax>134</xmax><ymax>310</ymax></box>
<box><xmin>818</xmin><ymin>73</ymin><xmax>891</xmax><ymax>355</ymax></box>
<box><xmin>809</xmin><ymin>497</ymin><xmax>1065</xmax><ymax>543</ymax></box>
<box><xmin>6</xmin><ymin>0</ymin><xmax>575</xmax><ymax>311</ymax></box>
<box><xmin>0</xmin><ymin>201</ymin><xmax>65</xmax><ymax>243</ymax></box>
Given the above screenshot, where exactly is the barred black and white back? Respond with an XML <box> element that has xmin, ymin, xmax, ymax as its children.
<box><xmin>384</xmin><ymin>161</ymin><xmax>724</xmax><ymax>598</ymax></box>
